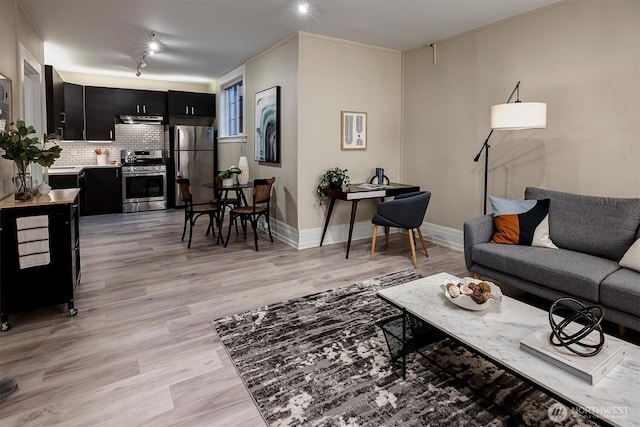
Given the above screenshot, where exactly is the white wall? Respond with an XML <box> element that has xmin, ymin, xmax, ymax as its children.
<box><xmin>297</xmin><ymin>33</ymin><xmax>402</xmax><ymax>232</ymax></box>
<box><xmin>402</xmin><ymin>0</ymin><xmax>640</xmax><ymax>233</ymax></box>
<box><xmin>243</xmin><ymin>35</ymin><xmax>299</xmax><ymax>228</ymax></box>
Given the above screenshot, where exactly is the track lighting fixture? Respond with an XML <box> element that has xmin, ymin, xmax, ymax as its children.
<box><xmin>135</xmin><ymin>32</ymin><xmax>160</xmax><ymax>77</ymax></box>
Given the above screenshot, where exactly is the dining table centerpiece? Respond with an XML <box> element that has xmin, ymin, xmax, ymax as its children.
<box><xmin>218</xmin><ymin>166</ymin><xmax>242</xmax><ymax>187</ymax></box>
<box><xmin>0</xmin><ymin>120</ymin><xmax>61</xmax><ymax>201</ymax></box>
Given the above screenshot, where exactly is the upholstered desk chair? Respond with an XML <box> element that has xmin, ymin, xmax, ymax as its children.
<box><xmin>225</xmin><ymin>177</ymin><xmax>275</xmax><ymax>251</ymax></box>
<box><xmin>370</xmin><ymin>191</ymin><xmax>431</xmax><ymax>269</ymax></box>
<box><xmin>176</xmin><ymin>177</ymin><xmax>222</xmax><ymax>248</ymax></box>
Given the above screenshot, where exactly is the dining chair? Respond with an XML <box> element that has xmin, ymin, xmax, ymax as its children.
<box><xmin>370</xmin><ymin>191</ymin><xmax>431</xmax><ymax>269</ymax></box>
<box><xmin>176</xmin><ymin>177</ymin><xmax>223</xmax><ymax>248</ymax></box>
<box><xmin>224</xmin><ymin>177</ymin><xmax>275</xmax><ymax>251</ymax></box>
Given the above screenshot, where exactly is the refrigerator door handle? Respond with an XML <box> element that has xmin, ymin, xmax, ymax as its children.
<box><xmin>175</xmin><ymin>130</ymin><xmax>181</xmax><ymax>177</ymax></box>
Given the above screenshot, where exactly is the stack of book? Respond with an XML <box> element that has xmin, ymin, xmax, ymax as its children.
<box><xmin>520</xmin><ymin>327</ymin><xmax>626</xmax><ymax>385</ymax></box>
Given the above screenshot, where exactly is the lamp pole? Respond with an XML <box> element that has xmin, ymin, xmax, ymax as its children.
<box><xmin>473</xmin><ymin>81</ymin><xmax>521</xmax><ymax>215</ymax></box>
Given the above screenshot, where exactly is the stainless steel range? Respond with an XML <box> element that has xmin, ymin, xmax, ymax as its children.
<box><xmin>121</xmin><ymin>150</ymin><xmax>167</xmax><ymax>212</ymax></box>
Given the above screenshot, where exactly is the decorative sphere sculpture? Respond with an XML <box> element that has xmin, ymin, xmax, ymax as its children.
<box><xmin>548</xmin><ymin>297</ymin><xmax>605</xmax><ymax>357</ymax></box>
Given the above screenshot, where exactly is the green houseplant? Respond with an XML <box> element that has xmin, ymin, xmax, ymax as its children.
<box><xmin>315</xmin><ymin>167</ymin><xmax>351</xmax><ymax>204</ymax></box>
<box><xmin>218</xmin><ymin>166</ymin><xmax>242</xmax><ymax>186</ymax></box>
<box><xmin>0</xmin><ymin>120</ymin><xmax>61</xmax><ymax>201</ymax></box>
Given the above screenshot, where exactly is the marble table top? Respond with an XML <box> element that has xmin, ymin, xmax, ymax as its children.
<box><xmin>377</xmin><ymin>272</ymin><xmax>639</xmax><ymax>427</ymax></box>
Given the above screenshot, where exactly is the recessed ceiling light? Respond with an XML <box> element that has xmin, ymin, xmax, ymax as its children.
<box><xmin>298</xmin><ymin>2</ymin><xmax>309</xmax><ymax>15</ymax></box>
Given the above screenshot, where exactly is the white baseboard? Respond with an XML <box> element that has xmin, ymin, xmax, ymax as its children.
<box><xmin>289</xmin><ymin>220</ymin><xmax>463</xmax><ymax>253</ymax></box>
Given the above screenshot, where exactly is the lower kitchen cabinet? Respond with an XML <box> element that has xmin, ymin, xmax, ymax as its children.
<box><xmin>0</xmin><ymin>189</ymin><xmax>81</xmax><ymax>331</ymax></box>
<box><xmin>83</xmin><ymin>167</ymin><xmax>122</xmax><ymax>215</ymax></box>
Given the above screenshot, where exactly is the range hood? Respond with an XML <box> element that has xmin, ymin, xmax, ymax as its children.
<box><xmin>119</xmin><ymin>115</ymin><xmax>164</xmax><ymax>124</ymax></box>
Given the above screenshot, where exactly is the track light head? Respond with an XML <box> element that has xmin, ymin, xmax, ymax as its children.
<box><xmin>135</xmin><ymin>70</ymin><xmax>141</xmax><ymax>77</ymax></box>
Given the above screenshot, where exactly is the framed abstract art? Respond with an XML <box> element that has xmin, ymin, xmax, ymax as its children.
<box><xmin>255</xmin><ymin>86</ymin><xmax>280</xmax><ymax>163</ymax></box>
<box><xmin>341</xmin><ymin>111</ymin><xmax>367</xmax><ymax>150</ymax></box>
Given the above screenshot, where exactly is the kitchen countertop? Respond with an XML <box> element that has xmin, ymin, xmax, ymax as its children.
<box><xmin>48</xmin><ymin>164</ymin><xmax>121</xmax><ymax>175</ymax></box>
<box><xmin>0</xmin><ymin>189</ymin><xmax>81</xmax><ymax>209</ymax></box>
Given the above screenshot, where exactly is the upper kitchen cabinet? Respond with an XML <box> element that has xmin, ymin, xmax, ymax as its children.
<box><xmin>85</xmin><ymin>86</ymin><xmax>115</xmax><ymax>141</ymax></box>
<box><xmin>168</xmin><ymin>91</ymin><xmax>215</xmax><ymax>118</ymax></box>
<box><xmin>114</xmin><ymin>89</ymin><xmax>166</xmax><ymax>116</ymax></box>
<box><xmin>44</xmin><ymin>65</ymin><xmax>64</xmax><ymax>136</ymax></box>
<box><xmin>63</xmin><ymin>83</ymin><xmax>84</xmax><ymax>141</ymax></box>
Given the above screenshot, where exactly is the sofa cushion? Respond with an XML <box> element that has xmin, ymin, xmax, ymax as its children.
<box><xmin>471</xmin><ymin>243</ymin><xmax>620</xmax><ymax>302</ymax></box>
<box><xmin>619</xmin><ymin>238</ymin><xmax>640</xmax><ymax>272</ymax></box>
<box><xmin>525</xmin><ymin>187</ymin><xmax>640</xmax><ymax>261</ymax></box>
<box><xmin>489</xmin><ymin>196</ymin><xmax>557</xmax><ymax>248</ymax></box>
<box><xmin>600</xmin><ymin>268</ymin><xmax>640</xmax><ymax>317</ymax></box>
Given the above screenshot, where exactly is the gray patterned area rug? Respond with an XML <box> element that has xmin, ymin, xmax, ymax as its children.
<box><xmin>212</xmin><ymin>270</ymin><xmax>594</xmax><ymax>427</ymax></box>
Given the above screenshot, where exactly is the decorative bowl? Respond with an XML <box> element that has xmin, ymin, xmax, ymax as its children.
<box><xmin>442</xmin><ymin>277</ymin><xmax>502</xmax><ymax>311</ymax></box>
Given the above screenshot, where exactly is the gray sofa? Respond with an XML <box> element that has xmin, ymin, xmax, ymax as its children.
<box><xmin>464</xmin><ymin>187</ymin><xmax>640</xmax><ymax>332</ymax></box>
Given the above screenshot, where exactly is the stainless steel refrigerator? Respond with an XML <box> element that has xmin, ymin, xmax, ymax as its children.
<box><xmin>170</xmin><ymin>125</ymin><xmax>217</xmax><ymax>207</ymax></box>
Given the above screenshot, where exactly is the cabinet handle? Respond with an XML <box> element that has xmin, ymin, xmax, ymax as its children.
<box><xmin>72</xmin><ymin>204</ymin><xmax>79</xmax><ymax>208</ymax></box>
<box><xmin>136</xmin><ymin>105</ymin><xmax>140</xmax><ymax>113</ymax></box>
<box><xmin>191</xmin><ymin>106</ymin><xmax>195</xmax><ymax>115</ymax></box>
<box><xmin>110</xmin><ymin>130</ymin><xmax>113</xmax><ymax>139</ymax></box>
<box><xmin>60</xmin><ymin>112</ymin><xmax>66</xmax><ymax>123</ymax></box>
<box><xmin>143</xmin><ymin>105</ymin><xmax>146</xmax><ymax>114</ymax></box>
<box><xmin>115</xmin><ymin>169</ymin><xmax>119</xmax><ymax>179</ymax></box>
<box><xmin>185</xmin><ymin>106</ymin><xmax>189</xmax><ymax>115</ymax></box>
<box><xmin>58</xmin><ymin>127</ymin><xmax>64</xmax><ymax>139</ymax></box>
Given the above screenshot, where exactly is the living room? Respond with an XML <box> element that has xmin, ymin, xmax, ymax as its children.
<box><xmin>0</xmin><ymin>0</ymin><xmax>638</xmax><ymax>425</ymax></box>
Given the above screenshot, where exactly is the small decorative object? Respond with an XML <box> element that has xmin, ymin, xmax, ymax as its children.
<box><xmin>37</xmin><ymin>182</ymin><xmax>51</xmax><ymax>195</ymax></box>
<box><xmin>218</xmin><ymin>166</ymin><xmax>242</xmax><ymax>187</ymax></box>
<box><xmin>237</xmin><ymin>156</ymin><xmax>249</xmax><ymax>185</ymax></box>
<box><xmin>548</xmin><ymin>297</ymin><xmax>605</xmax><ymax>357</ymax></box>
<box><xmin>95</xmin><ymin>148</ymin><xmax>109</xmax><ymax>165</ymax></box>
<box><xmin>341</xmin><ymin>111</ymin><xmax>367</xmax><ymax>150</ymax></box>
<box><xmin>315</xmin><ymin>167</ymin><xmax>350</xmax><ymax>205</ymax></box>
<box><xmin>442</xmin><ymin>277</ymin><xmax>502</xmax><ymax>311</ymax></box>
<box><xmin>255</xmin><ymin>86</ymin><xmax>280</xmax><ymax>163</ymax></box>
<box><xmin>0</xmin><ymin>120</ymin><xmax>61</xmax><ymax>201</ymax></box>
<box><xmin>375</xmin><ymin>167</ymin><xmax>384</xmax><ymax>184</ymax></box>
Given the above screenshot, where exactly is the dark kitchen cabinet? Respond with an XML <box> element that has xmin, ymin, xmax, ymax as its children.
<box><xmin>85</xmin><ymin>86</ymin><xmax>115</xmax><ymax>140</ymax></box>
<box><xmin>0</xmin><ymin>190</ymin><xmax>80</xmax><ymax>331</ymax></box>
<box><xmin>49</xmin><ymin>173</ymin><xmax>79</xmax><ymax>190</ymax></box>
<box><xmin>83</xmin><ymin>167</ymin><xmax>122</xmax><ymax>215</ymax></box>
<box><xmin>114</xmin><ymin>88</ymin><xmax>166</xmax><ymax>116</ymax></box>
<box><xmin>168</xmin><ymin>91</ymin><xmax>215</xmax><ymax>117</ymax></box>
<box><xmin>44</xmin><ymin>65</ymin><xmax>65</xmax><ymax>136</ymax></box>
<box><xmin>63</xmin><ymin>83</ymin><xmax>85</xmax><ymax>140</ymax></box>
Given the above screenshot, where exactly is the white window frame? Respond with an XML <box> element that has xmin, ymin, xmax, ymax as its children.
<box><xmin>218</xmin><ymin>65</ymin><xmax>246</xmax><ymax>143</ymax></box>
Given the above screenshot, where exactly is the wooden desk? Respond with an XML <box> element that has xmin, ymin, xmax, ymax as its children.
<box><xmin>320</xmin><ymin>183</ymin><xmax>420</xmax><ymax>258</ymax></box>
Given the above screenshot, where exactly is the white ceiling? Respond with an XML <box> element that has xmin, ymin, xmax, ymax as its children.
<box><xmin>19</xmin><ymin>0</ymin><xmax>562</xmax><ymax>84</ymax></box>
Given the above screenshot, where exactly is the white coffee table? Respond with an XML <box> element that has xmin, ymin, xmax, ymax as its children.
<box><xmin>377</xmin><ymin>272</ymin><xmax>640</xmax><ymax>427</ymax></box>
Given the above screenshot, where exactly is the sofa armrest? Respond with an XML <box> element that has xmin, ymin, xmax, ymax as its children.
<box><xmin>463</xmin><ymin>214</ymin><xmax>495</xmax><ymax>270</ymax></box>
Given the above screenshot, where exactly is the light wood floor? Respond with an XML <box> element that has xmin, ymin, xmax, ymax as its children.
<box><xmin>0</xmin><ymin>209</ymin><xmax>469</xmax><ymax>426</ymax></box>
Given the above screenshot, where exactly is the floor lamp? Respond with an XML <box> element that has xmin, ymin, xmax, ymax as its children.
<box><xmin>473</xmin><ymin>81</ymin><xmax>547</xmax><ymax>214</ymax></box>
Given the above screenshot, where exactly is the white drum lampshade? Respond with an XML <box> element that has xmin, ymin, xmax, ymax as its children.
<box><xmin>491</xmin><ymin>102</ymin><xmax>547</xmax><ymax>130</ymax></box>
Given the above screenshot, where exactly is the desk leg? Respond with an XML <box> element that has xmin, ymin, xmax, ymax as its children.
<box><xmin>319</xmin><ymin>198</ymin><xmax>336</xmax><ymax>247</ymax></box>
<box><xmin>345</xmin><ymin>200</ymin><xmax>358</xmax><ymax>259</ymax></box>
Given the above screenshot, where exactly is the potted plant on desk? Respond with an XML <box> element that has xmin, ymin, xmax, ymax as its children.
<box><xmin>315</xmin><ymin>167</ymin><xmax>350</xmax><ymax>205</ymax></box>
<box><xmin>218</xmin><ymin>166</ymin><xmax>242</xmax><ymax>186</ymax></box>
<box><xmin>0</xmin><ymin>120</ymin><xmax>61</xmax><ymax>201</ymax></box>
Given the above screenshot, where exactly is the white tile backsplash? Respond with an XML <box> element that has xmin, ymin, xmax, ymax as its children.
<box><xmin>53</xmin><ymin>124</ymin><xmax>167</xmax><ymax>166</ymax></box>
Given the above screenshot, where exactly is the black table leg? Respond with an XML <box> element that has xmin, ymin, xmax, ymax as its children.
<box><xmin>402</xmin><ymin>308</ymin><xmax>407</xmax><ymax>380</ymax></box>
<box><xmin>345</xmin><ymin>200</ymin><xmax>359</xmax><ymax>259</ymax></box>
<box><xmin>319</xmin><ymin>198</ymin><xmax>336</xmax><ymax>247</ymax></box>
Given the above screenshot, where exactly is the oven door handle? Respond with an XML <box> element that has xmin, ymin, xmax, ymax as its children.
<box><xmin>123</xmin><ymin>173</ymin><xmax>166</xmax><ymax>178</ymax></box>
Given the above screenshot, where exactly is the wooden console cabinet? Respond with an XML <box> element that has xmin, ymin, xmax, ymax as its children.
<box><xmin>0</xmin><ymin>189</ymin><xmax>81</xmax><ymax>331</ymax></box>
